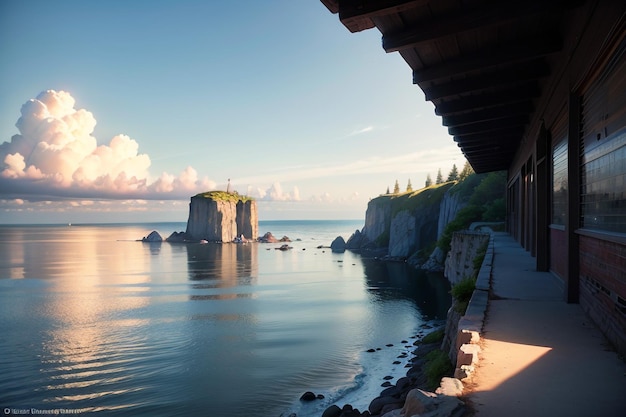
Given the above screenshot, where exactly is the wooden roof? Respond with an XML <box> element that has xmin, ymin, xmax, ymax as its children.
<box><xmin>321</xmin><ymin>0</ymin><xmax>582</xmax><ymax>173</ymax></box>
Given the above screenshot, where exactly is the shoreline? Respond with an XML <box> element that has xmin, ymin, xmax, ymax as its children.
<box><xmin>322</xmin><ymin>329</ymin><xmax>444</xmax><ymax>417</ymax></box>
<box><xmin>289</xmin><ymin>325</ymin><xmax>447</xmax><ymax>417</ymax></box>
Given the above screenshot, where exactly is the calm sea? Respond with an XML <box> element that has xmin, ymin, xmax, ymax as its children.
<box><xmin>0</xmin><ymin>220</ymin><xmax>451</xmax><ymax>417</ymax></box>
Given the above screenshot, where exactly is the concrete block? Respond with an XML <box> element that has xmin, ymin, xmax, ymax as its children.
<box><xmin>436</xmin><ymin>377</ymin><xmax>464</xmax><ymax>396</ymax></box>
<box><xmin>464</xmin><ymin>289</ymin><xmax>489</xmax><ymax>320</ymax></box>
<box><xmin>456</xmin><ymin>343</ymin><xmax>481</xmax><ymax>368</ymax></box>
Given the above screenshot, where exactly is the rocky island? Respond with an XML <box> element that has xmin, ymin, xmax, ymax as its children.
<box><xmin>185</xmin><ymin>191</ymin><xmax>258</xmax><ymax>242</ymax></box>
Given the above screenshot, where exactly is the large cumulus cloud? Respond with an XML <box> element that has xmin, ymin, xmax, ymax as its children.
<box><xmin>0</xmin><ymin>90</ymin><xmax>215</xmax><ymax>199</ymax></box>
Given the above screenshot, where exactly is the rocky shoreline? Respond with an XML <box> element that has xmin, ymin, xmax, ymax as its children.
<box><xmin>294</xmin><ymin>326</ymin><xmax>463</xmax><ymax>417</ymax></box>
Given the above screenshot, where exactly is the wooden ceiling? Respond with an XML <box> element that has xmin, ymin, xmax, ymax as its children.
<box><xmin>321</xmin><ymin>0</ymin><xmax>581</xmax><ymax>173</ymax></box>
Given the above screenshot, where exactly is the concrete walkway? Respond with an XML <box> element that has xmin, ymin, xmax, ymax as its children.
<box><xmin>466</xmin><ymin>232</ymin><xmax>626</xmax><ymax>417</ymax></box>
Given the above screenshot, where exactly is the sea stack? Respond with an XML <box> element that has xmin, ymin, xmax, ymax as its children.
<box><xmin>185</xmin><ymin>191</ymin><xmax>258</xmax><ymax>242</ymax></box>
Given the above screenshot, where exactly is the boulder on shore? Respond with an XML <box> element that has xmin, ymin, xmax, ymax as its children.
<box><xmin>142</xmin><ymin>231</ymin><xmax>163</xmax><ymax>242</ymax></box>
<box><xmin>330</xmin><ymin>236</ymin><xmax>346</xmax><ymax>253</ymax></box>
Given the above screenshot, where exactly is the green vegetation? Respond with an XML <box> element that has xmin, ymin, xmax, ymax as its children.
<box><xmin>424</xmin><ymin>349</ymin><xmax>453</xmax><ymax>390</ymax></box>
<box><xmin>194</xmin><ymin>190</ymin><xmax>254</xmax><ymax>203</ymax></box>
<box><xmin>391</xmin><ymin>182</ymin><xmax>455</xmax><ymax>217</ymax></box>
<box><xmin>437</xmin><ymin>171</ymin><xmax>506</xmax><ymax>252</ymax></box>
<box><xmin>447</xmin><ymin>164</ymin><xmax>459</xmax><ymax>181</ymax></box>
<box><xmin>436</xmin><ymin>168</ymin><xmax>443</xmax><ymax>184</ymax></box>
<box><xmin>472</xmin><ymin>240</ymin><xmax>489</xmax><ymax>272</ymax></box>
<box><xmin>451</xmin><ymin>277</ymin><xmax>476</xmax><ymax>314</ymax></box>
<box><xmin>421</xmin><ymin>328</ymin><xmax>445</xmax><ymax>344</ymax></box>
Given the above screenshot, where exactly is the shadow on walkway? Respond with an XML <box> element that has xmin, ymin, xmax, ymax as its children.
<box><xmin>465</xmin><ymin>233</ymin><xmax>626</xmax><ymax>417</ymax></box>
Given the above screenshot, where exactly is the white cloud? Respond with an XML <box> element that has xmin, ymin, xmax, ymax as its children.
<box><xmin>0</xmin><ymin>90</ymin><xmax>216</xmax><ymax>200</ymax></box>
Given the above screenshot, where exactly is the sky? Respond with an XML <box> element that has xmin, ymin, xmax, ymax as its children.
<box><xmin>0</xmin><ymin>0</ymin><xmax>466</xmax><ymax>223</ymax></box>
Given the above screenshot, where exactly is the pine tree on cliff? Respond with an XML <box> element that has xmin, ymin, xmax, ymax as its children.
<box><xmin>386</xmin><ymin>186</ymin><xmax>390</xmax><ymax>194</ymax></box>
<box><xmin>447</xmin><ymin>164</ymin><xmax>459</xmax><ymax>181</ymax></box>
<box><xmin>425</xmin><ymin>174</ymin><xmax>433</xmax><ymax>187</ymax></box>
<box><xmin>459</xmin><ymin>161</ymin><xmax>474</xmax><ymax>181</ymax></box>
<box><xmin>406</xmin><ymin>179</ymin><xmax>413</xmax><ymax>192</ymax></box>
<box><xmin>393</xmin><ymin>180</ymin><xmax>400</xmax><ymax>194</ymax></box>
<box><xmin>436</xmin><ymin>169</ymin><xmax>443</xmax><ymax>184</ymax></box>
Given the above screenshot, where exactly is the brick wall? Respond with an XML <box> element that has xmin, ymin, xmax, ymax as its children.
<box><xmin>549</xmin><ymin>228</ymin><xmax>567</xmax><ymax>280</ymax></box>
<box><xmin>579</xmin><ymin>235</ymin><xmax>626</xmax><ymax>357</ymax></box>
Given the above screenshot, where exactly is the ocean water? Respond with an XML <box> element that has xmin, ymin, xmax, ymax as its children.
<box><xmin>0</xmin><ymin>221</ymin><xmax>451</xmax><ymax>416</ymax></box>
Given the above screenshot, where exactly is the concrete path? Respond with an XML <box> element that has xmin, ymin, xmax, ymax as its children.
<box><xmin>466</xmin><ymin>232</ymin><xmax>626</xmax><ymax>417</ymax></box>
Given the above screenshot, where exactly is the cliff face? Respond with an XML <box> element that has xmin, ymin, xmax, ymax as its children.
<box><xmin>236</xmin><ymin>200</ymin><xmax>258</xmax><ymax>240</ymax></box>
<box><xmin>354</xmin><ymin>183</ymin><xmax>454</xmax><ymax>258</ymax></box>
<box><xmin>437</xmin><ymin>190</ymin><xmax>466</xmax><ymax>240</ymax></box>
<box><xmin>185</xmin><ymin>192</ymin><xmax>257</xmax><ymax>242</ymax></box>
<box><xmin>361</xmin><ymin>200</ymin><xmax>392</xmax><ymax>244</ymax></box>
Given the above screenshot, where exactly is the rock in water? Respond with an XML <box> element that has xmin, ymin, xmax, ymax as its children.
<box><xmin>258</xmin><ymin>232</ymin><xmax>278</xmax><ymax>243</ymax></box>
<box><xmin>330</xmin><ymin>236</ymin><xmax>346</xmax><ymax>253</ymax></box>
<box><xmin>299</xmin><ymin>391</ymin><xmax>317</xmax><ymax>401</ymax></box>
<box><xmin>142</xmin><ymin>231</ymin><xmax>163</xmax><ymax>242</ymax></box>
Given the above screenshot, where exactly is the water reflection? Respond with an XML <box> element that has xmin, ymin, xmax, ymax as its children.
<box><xmin>186</xmin><ymin>242</ymin><xmax>258</xmax><ymax>286</ymax></box>
<box><xmin>362</xmin><ymin>258</ymin><xmax>451</xmax><ymax>319</ymax></box>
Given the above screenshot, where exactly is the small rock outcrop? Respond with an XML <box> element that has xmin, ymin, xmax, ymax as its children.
<box><xmin>165</xmin><ymin>231</ymin><xmax>189</xmax><ymax>243</ymax></box>
<box><xmin>421</xmin><ymin>246</ymin><xmax>445</xmax><ymax>271</ymax></box>
<box><xmin>330</xmin><ymin>236</ymin><xmax>346</xmax><ymax>253</ymax></box>
<box><xmin>258</xmin><ymin>232</ymin><xmax>278</xmax><ymax>243</ymax></box>
<box><xmin>346</xmin><ymin>229</ymin><xmax>370</xmax><ymax>249</ymax></box>
<box><xmin>142</xmin><ymin>231</ymin><xmax>163</xmax><ymax>242</ymax></box>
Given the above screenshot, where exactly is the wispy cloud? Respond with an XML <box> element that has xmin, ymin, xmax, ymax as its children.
<box><xmin>233</xmin><ymin>146</ymin><xmax>464</xmax><ymax>186</ymax></box>
<box><xmin>347</xmin><ymin>126</ymin><xmax>374</xmax><ymax>136</ymax></box>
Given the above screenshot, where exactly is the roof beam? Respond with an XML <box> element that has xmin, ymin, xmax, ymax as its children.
<box><xmin>434</xmin><ymin>83</ymin><xmax>541</xmax><ymax>116</ymax></box>
<box><xmin>423</xmin><ymin>60</ymin><xmax>550</xmax><ymax>101</ymax></box>
<box><xmin>448</xmin><ymin>114</ymin><xmax>528</xmax><ymax>136</ymax></box>
<box><xmin>442</xmin><ymin>101</ymin><xmax>534</xmax><ymax>127</ymax></box>
<box><xmin>454</xmin><ymin>128</ymin><xmax>524</xmax><ymax>144</ymax></box>
<box><xmin>383</xmin><ymin>0</ymin><xmax>574</xmax><ymax>52</ymax></box>
<box><xmin>413</xmin><ymin>34</ymin><xmax>562</xmax><ymax>84</ymax></box>
<box><xmin>338</xmin><ymin>0</ymin><xmax>429</xmax><ymax>33</ymax></box>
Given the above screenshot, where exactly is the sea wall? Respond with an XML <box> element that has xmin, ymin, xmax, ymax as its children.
<box><xmin>185</xmin><ymin>192</ymin><xmax>257</xmax><ymax>242</ymax></box>
<box><xmin>441</xmin><ymin>234</ymin><xmax>494</xmax><ymax>380</ymax></box>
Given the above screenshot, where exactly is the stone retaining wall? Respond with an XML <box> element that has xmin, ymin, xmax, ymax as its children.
<box><xmin>436</xmin><ymin>233</ymin><xmax>493</xmax><ymax>394</ymax></box>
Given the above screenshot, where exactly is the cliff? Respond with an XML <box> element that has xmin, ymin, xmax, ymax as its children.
<box><xmin>349</xmin><ymin>183</ymin><xmax>455</xmax><ymax>259</ymax></box>
<box><xmin>185</xmin><ymin>191</ymin><xmax>258</xmax><ymax>242</ymax></box>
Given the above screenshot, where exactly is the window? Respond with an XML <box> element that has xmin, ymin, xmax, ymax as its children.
<box><xmin>552</xmin><ymin>136</ymin><xmax>568</xmax><ymax>226</ymax></box>
<box><xmin>580</xmin><ymin>44</ymin><xmax>626</xmax><ymax>234</ymax></box>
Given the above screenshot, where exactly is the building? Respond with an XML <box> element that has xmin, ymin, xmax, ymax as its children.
<box><xmin>322</xmin><ymin>0</ymin><xmax>626</xmax><ymax>356</ymax></box>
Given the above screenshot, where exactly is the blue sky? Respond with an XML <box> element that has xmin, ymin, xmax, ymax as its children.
<box><xmin>0</xmin><ymin>1</ymin><xmax>465</xmax><ymax>223</ymax></box>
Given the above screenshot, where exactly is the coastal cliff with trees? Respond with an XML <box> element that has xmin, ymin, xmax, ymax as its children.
<box><xmin>346</xmin><ymin>165</ymin><xmax>506</xmax><ymax>272</ymax></box>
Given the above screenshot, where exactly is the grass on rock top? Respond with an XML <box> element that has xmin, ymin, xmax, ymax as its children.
<box><xmin>371</xmin><ymin>182</ymin><xmax>456</xmax><ymax>217</ymax></box>
<box><xmin>194</xmin><ymin>191</ymin><xmax>254</xmax><ymax>203</ymax></box>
